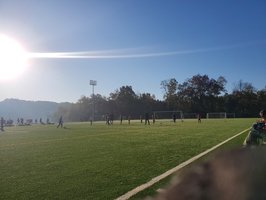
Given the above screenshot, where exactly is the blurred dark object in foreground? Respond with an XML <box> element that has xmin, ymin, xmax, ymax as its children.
<box><xmin>151</xmin><ymin>147</ymin><xmax>266</xmax><ymax>200</ymax></box>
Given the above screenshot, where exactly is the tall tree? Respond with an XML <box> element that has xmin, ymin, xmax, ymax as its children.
<box><xmin>233</xmin><ymin>80</ymin><xmax>255</xmax><ymax>93</ymax></box>
<box><xmin>177</xmin><ymin>74</ymin><xmax>227</xmax><ymax>113</ymax></box>
<box><xmin>109</xmin><ymin>86</ymin><xmax>138</xmax><ymax>117</ymax></box>
<box><xmin>161</xmin><ymin>78</ymin><xmax>178</xmax><ymax>110</ymax></box>
<box><xmin>257</xmin><ymin>87</ymin><xmax>266</xmax><ymax>110</ymax></box>
<box><xmin>232</xmin><ymin>81</ymin><xmax>258</xmax><ymax>117</ymax></box>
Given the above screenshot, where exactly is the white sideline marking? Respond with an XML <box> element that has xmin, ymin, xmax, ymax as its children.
<box><xmin>115</xmin><ymin>128</ymin><xmax>250</xmax><ymax>200</ymax></box>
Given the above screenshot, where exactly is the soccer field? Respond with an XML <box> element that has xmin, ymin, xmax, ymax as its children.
<box><xmin>0</xmin><ymin>118</ymin><xmax>254</xmax><ymax>200</ymax></box>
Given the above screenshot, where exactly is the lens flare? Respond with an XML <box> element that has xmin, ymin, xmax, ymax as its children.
<box><xmin>0</xmin><ymin>34</ymin><xmax>28</xmax><ymax>81</ymax></box>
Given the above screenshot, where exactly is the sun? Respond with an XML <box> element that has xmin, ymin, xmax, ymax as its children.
<box><xmin>0</xmin><ymin>34</ymin><xmax>28</xmax><ymax>81</ymax></box>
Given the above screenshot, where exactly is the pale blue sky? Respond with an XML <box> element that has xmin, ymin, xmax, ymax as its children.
<box><xmin>0</xmin><ymin>0</ymin><xmax>265</xmax><ymax>102</ymax></box>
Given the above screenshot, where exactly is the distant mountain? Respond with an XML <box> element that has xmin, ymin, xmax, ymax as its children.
<box><xmin>0</xmin><ymin>98</ymin><xmax>70</xmax><ymax>121</ymax></box>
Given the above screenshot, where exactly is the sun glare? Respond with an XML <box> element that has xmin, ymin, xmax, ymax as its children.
<box><xmin>0</xmin><ymin>34</ymin><xmax>28</xmax><ymax>81</ymax></box>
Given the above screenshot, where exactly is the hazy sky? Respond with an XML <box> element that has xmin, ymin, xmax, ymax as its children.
<box><xmin>0</xmin><ymin>0</ymin><xmax>265</xmax><ymax>103</ymax></box>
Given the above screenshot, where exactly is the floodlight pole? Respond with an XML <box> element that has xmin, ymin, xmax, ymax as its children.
<box><xmin>90</xmin><ymin>80</ymin><xmax>97</xmax><ymax>121</ymax></box>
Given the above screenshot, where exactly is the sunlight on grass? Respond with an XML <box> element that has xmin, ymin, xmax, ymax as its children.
<box><xmin>0</xmin><ymin>118</ymin><xmax>254</xmax><ymax>199</ymax></box>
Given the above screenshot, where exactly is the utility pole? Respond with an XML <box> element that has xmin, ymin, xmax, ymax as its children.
<box><xmin>90</xmin><ymin>80</ymin><xmax>97</xmax><ymax>121</ymax></box>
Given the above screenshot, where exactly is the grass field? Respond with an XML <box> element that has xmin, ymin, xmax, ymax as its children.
<box><xmin>0</xmin><ymin>118</ymin><xmax>254</xmax><ymax>200</ymax></box>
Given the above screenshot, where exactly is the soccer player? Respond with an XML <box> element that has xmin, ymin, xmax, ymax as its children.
<box><xmin>40</xmin><ymin>118</ymin><xmax>44</xmax><ymax>125</ymax></box>
<box><xmin>145</xmin><ymin>112</ymin><xmax>150</xmax><ymax>125</ymax></box>
<box><xmin>120</xmin><ymin>114</ymin><xmax>123</xmax><ymax>125</ymax></box>
<box><xmin>197</xmin><ymin>113</ymin><xmax>201</xmax><ymax>123</ymax></box>
<box><xmin>109</xmin><ymin>113</ymin><xmax>114</xmax><ymax>125</ymax></box>
<box><xmin>172</xmin><ymin>113</ymin><xmax>176</xmax><ymax>123</ymax></box>
<box><xmin>105</xmin><ymin>114</ymin><xmax>110</xmax><ymax>125</ymax></box>
<box><xmin>89</xmin><ymin>116</ymin><xmax>93</xmax><ymax>126</ymax></box>
<box><xmin>57</xmin><ymin>116</ymin><xmax>63</xmax><ymax>128</ymax></box>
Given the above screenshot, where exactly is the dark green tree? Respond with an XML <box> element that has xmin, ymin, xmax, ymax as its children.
<box><xmin>177</xmin><ymin>74</ymin><xmax>227</xmax><ymax>113</ymax></box>
<box><xmin>161</xmin><ymin>78</ymin><xmax>178</xmax><ymax>110</ymax></box>
<box><xmin>109</xmin><ymin>86</ymin><xmax>138</xmax><ymax>117</ymax></box>
<box><xmin>231</xmin><ymin>81</ymin><xmax>258</xmax><ymax>117</ymax></box>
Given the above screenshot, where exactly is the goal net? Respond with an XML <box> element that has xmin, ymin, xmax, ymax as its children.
<box><xmin>153</xmin><ymin>111</ymin><xmax>183</xmax><ymax>122</ymax></box>
<box><xmin>206</xmin><ymin>112</ymin><xmax>227</xmax><ymax>119</ymax></box>
<box><xmin>225</xmin><ymin>113</ymin><xmax>235</xmax><ymax>118</ymax></box>
<box><xmin>183</xmin><ymin>113</ymin><xmax>198</xmax><ymax>119</ymax></box>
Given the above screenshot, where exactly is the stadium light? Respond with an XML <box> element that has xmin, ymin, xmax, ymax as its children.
<box><xmin>90</xmin><ymin>80</ymin><xmax>97</xmax><ymax>121</ymax></box>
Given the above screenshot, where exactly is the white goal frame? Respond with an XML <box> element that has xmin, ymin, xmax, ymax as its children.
<box><xmin>225</xmin><ymin>113</ymin><xmax>236</xmax><ymax>118</ymax></box>
<box><xmin>206</xmin><ymin>112</ymin><xmax>227</xmax><ymax>119</ymax></box>
<box><xmin>183</xmin><ymin>113</ymin><xmax>198</xmax><ymax>119</ymax></box>
<box><xmin>153</xmin><ymin>111</ymin><xmax>184</xmax><ymax>122</ymax></box>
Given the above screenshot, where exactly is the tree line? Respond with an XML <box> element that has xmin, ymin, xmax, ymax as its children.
<box><xmin>55</xmin><ymin>74</ymin><xmax>266</xmax><ymax>121</ymax></box>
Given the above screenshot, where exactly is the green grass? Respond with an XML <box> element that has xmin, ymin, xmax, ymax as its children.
<box><xmin>129</xmin><ymin>122</ymin><xmax>251</xmax><ymax>200</ymax></box>
<box><xmin>0</xmin><ymin>118</ymin><xmax>254</xmax><ymax>200</ymax></box>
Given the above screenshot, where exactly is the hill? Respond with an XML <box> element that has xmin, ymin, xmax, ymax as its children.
<box><xmin>0</xmin><ymin>98</ymin><xmax>70</xmax><ymax>121</ymax></box>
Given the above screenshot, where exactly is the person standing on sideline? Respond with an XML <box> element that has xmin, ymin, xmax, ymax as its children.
<box><xmin>89</xmin><ymin>116</ymin><xmax>93</xmax><ymax>126</ymax></box>
<box><xmin>197</xmin><ymin>113</ymin><xmax>201</xmax><ymax>123</ymax></box>
<box><xmin>120</xmin><ymin>114</ymin><xmax>123</xmax><ymax>125</ymax></box>
<box><xmin>105</xmin><ymin>114</ymin><xmax>110</xmax><ymax>125</ymax></box>
<box><xmin>173</xmin><ymin>113</ymin><xmax>177</xmax><ymax>123</ymax></box>
<box><xmin>57</xmin><ymin>116</ymin><xmax>63</xmax><ymax>128</ymax></box>
<box><xmin>128</xmin><ymin>115</ymin><xmax>131</xmax><ymax>125</ymax></box>
<box><xmin>1</xmin><ymin>117</ymin><xmax>4</xmax><ymax>131</ymax></box>
<box><xmin>152</xmin><ymin>114</ymin><xmax>155</xmax><ymax>124</ymax></box>
<box><xmin>109</xmin><ymin>113</ymin><xmax>114</xmax><ymax>125</ymax></box>
<box><xmin>244</xmin><ymin>109</ymin><xmax>266</xmax><ymax>145</ymax></box>
<box><xmin>259</xmin><ymin>109</ymin><xmax>266</xmax><ymax>124</ymax></box>
<box><xmin>145</xmin><ymin>112</ymin><xmax>150</xmax><ymax>125</ymax></box>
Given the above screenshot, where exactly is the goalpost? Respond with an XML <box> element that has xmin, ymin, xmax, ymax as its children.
<box><xmin>183</xmin><ymin>113</ymin><xmax>198</xmax><ymax>119</ymax></box>
<box><xmin>206</xmin><ymin>112</ymin><xmax>226</xmax><ymax>119</ymax></box>
<box><xmin>206</xmin><ymin>112</ymin><xmax>236</xmax><ymax>119</ymax></box>
<box><xmin>225</xmin><ymin>113</ymin><xmax>236</xmax><ymax>118</ymax></box>
<box><xmin>153</xmin><ymin>111</ymin><xmax>184</xmax><ymax>122</ymax></box>
<box><xmin>206</xmin><ymin>112</ymin><xmax>230</xmax><ymax>119</ymax></box>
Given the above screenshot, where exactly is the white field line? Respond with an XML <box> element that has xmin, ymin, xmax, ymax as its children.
<box><xmin>115</xmin><ymin>128</ymin><xmax>250</xmax><ymax>200</ymax></box>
